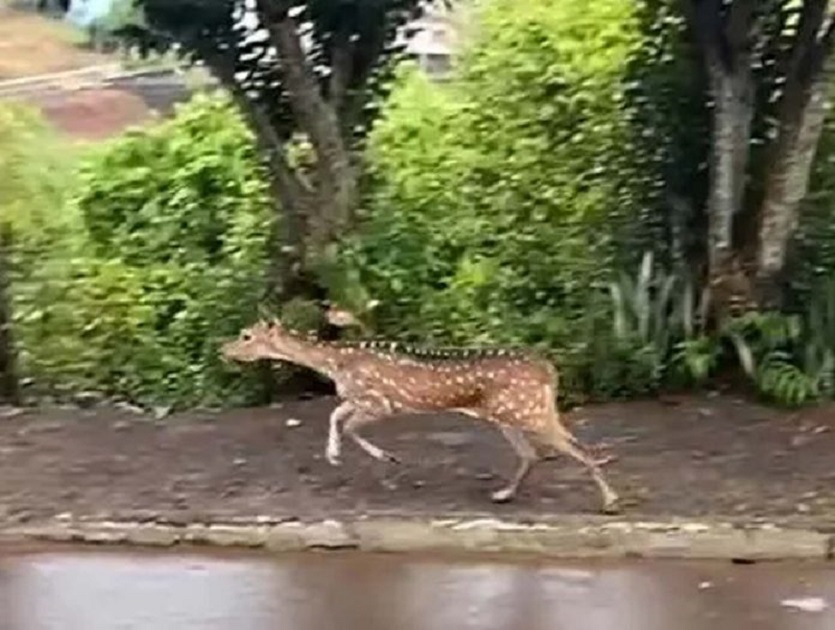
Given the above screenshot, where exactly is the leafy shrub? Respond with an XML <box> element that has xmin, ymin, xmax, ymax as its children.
<box><xmin>16</xmin><ymin>92</ymin><xmax>275</xmax><ymax>407</ymax></box>
<box><xmin>596</xmin><ymin>250</ymin><xmax>833</xmax><ymax>406</ymax></box>
<box><xmin>598</xmin><ymin>251</ymin><xmax>835</xmax><ymax>406</ymax></box>
<box><xmin>719</xmin><ymin>279</ymin><xmax>835</xmax><ymax>406</ymax></box>
<box><xmin>602</xmin><ymin>250</ymin><xmax>715</xmax><ymax>396</ymax></box>
<box><xmin>0</xmin><ymin>102</ymin><xmax>77</xmax><ymax>267</ymax></box>
<box><xmin>0</xmin><ymin>102</ymin><xmax>83</xmax><ymax>400</ymax></box>
<box><xmin>722</xmin><ymin>312</ymin><xmax>819</xmax><ymax>406</ymax></box>
<box><xmin>340</xmin><ymin>0</ymin><xmax>651</xmax><ymax>395</ymax></box>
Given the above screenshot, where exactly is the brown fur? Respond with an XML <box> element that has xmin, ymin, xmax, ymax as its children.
<box><xmin>221</xmin><ymin>319</ymin><xmax>619</xmax><ymax>512</ymax></box>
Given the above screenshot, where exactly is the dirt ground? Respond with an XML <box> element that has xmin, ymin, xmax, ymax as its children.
<box><xmin>0</xmin><ymin>6</ymin><xmax>110</xmax><ymax>80</ymax></box>
<box><xmin>0</xmin><ymin>394</ymin><xmax>834</xmax><ymax>526</ymax></box>
<box><xmin>35</xmin><ymin>87</ymin><xmax>157</xmax><ymax>140</ymax></box>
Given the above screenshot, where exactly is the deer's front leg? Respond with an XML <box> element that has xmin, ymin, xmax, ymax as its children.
<box><xmin>491</xmin><ymin>425</ymin><xmax>539</xmax><ymax>503</ymax></box>
<box><xmin>326</xmin><ymin>401</ymin><xmax>354</xmax><ymax>466</ymax></box>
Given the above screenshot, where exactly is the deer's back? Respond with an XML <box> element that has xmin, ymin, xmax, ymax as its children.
<box><xmin>334</xmin><ymin>351</ymin><xmax>555</xmax><ymax>413</ymax></box>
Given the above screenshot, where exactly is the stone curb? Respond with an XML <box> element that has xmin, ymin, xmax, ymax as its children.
<box><xmin>1</xmin><ymin>516</ymin><xmax>834</xmax><ymax>560</ymax></box>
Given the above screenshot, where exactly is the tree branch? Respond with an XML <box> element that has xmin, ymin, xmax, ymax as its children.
<box><xmin>725</xmin><ymin>0</ymin><xmax>756</xmax><ymax>53</ymax></box>
<box><xmin>772</xmin><ymin>2</ymin><xmax>798</xmax><ymax>81</ymax></box>
<box><xmin>206</xmin><ymin>50</ymin><xmax>312</xmax><ymax>197</ymax></box>
<box><xmin>339</xmin><ymin>40</ymin><xmax>382</xmax><ymax>141</ymax></box>
<box><xmin>774</xmin><ymin>1</ymin><xmax>833</xmax><ymax>147</ymax></box>
<box><xmin>255</xmin><ymin>0</ymin><xmax>357</xmax><ymax>243</ymax></box>
<box><xmin>255</xmin><ymin>1</ymin><xmax>348</xmax><ymax>166</ymax></box>
<box><xmin>789</xmin><ymin>0</ymin><xmax>828</xmax><ymax>83</ymax></box>
<box><xmin>807</xmin><ymin>12</ymin><xmax>835</xmax><ymax>80</ymax></box>
<box><xmin>682</xmin><ymin>0</ymin><xmax>730</xmax><ymax>71</ymax></box>
<box><xmin>329</xmin><ymin>28</ymin><xmax>354</xmax><ymax>112</ymax></box>
<box><xmin>203</xmin><ymin>48</ymin><xmax>314</xmax><ymax>273</ymax></box>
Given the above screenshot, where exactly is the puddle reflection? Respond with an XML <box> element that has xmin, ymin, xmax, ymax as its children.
<box><xmin>1</xmin><ymin>551</ymin><xmax>834</xmax><ymax>630</ymax></box>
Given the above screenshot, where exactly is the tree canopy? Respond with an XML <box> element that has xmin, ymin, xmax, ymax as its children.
<box><xmin>120</xmin><ymin>0</ymin><xmax>438</xmax><ymax>301</ymax></box>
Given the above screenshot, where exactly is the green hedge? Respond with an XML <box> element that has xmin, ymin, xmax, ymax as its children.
<box><xmin>336</xmin><ymin>0</ymin><xmax>656</xmax><ymax>398</ymax></box>
<box><xmin>14</xmin><ymin>93</ymin><xmax>274</xmax><ymax>407</ymax></box>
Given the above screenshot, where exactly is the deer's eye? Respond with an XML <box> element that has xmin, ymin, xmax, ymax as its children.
<box><xmin>242</xmin><ymin>333</ymin><xmax>252</xmax><ymax>342</ymax></box>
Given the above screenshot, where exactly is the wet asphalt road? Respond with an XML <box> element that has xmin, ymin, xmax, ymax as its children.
<box><xmin>0</xmin><ymin>549</ymin><xmax>834</xmax><ymax>630</ymax></box>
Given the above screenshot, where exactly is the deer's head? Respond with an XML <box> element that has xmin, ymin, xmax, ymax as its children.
<box><xmin>326</xmin><ymin>304</ymin><xmax>362</xmax><ymax>329</ymax></box>
<box><xmin>221</xmin><ymin>318</ymin><xmax>298</xmax><ymax>363</ymax></box>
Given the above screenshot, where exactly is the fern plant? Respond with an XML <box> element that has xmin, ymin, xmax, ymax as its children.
<box><xmin>608</xmin><ymin>251</ymin><xmax>713</xmax><ymax>388</ymax></box>
<box><xmin>723</xmin><ymin>311</ymin><xmax>819</xmax><ymax>406</ymax></box>
<box><xmin>756</xmin><ymin>351</ymin><xmax>819</xmax><ymax>406</ymax></box>
<box><xmin>609</xmin><ymin>251</ymin><xmax>718</xmax><ymax>387</ymax></box>
<box><xmin>608</xmin><ymin>251</ymin><xmax>676</xmax><ymax>385</ymax></box>
<box><xmin>606</xmin><ymin>255</ymin><xmax>835</xmax><ymax>405</ymax></box>
<box><xmin>801</xmin><ymin>276</ymin><xmax>835</xmax><ymax>398</ymax></box>
<box><xmin>672</xmin><ymin>333</ymin><xmax>718</xmax><ymax>384</ymax></box>
<box><xmin>610</xmin><ymin>252</ymin><xmax>676</xmax><ymax>348</ymax></box>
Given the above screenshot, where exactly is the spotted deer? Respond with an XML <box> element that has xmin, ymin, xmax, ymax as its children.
<box><xmin>220</xmin><ymin>319</ymin><xmax>619</xmax><ymax>513</ymax></box>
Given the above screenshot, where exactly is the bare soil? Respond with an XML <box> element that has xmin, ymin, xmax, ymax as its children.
<box><xmin>0</xmin><ymin>7</ymin><xmax>109</xmax><ymax>80</ymax></box>
<box><xmin>0</xmin><ymin>394</ymin><xmax>834</xmax><ymax>526</ymax></box>
<box><xmin>0</xmin><ymin>7</ymin><xmax>175</xmax><ymax>142</ymax></box>
<box><xmin>36</xmin><ymin>87</ymin><xmax>157</xmax><ymax>140</ymax></box>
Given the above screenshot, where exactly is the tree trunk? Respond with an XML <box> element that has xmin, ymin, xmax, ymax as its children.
<box><xmin>0</xmin><ymin>223</ymin><xmax>20</xmax><ymax>406</ymax></box>
<box><xmin>207</xmin><ymin>58</ymin><xmax>318</xmax><ymax>304</ymax></box>
<box><xmin>706</xmin><ymin>64</ymin><xmax>756</xmax><ymax>319</ymax></box>
<box><xmin>755</xmin><ymin>77</ymin><xmax>831</xmax><ymax>308</ymax></box>
<box><xmin>256</xmin><ymin>5</ymin><xmax>357</xmax><ymax>255</ymax></box>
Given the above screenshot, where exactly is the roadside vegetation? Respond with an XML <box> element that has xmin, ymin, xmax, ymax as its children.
<box><xmin>3</xmin><ymin>0</ymin><xmax>835</xmax><ymax>409</ymax></box>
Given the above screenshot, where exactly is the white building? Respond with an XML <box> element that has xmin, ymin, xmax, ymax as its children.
<box><xmin>402</xmin><ymin>4</ymin><xmax>459</xmax><ymax>78</ymax></box>
<box><xmin>66</xmin><ymin>0</ymin><xmax>461</xmax><ymax>78</ymax></box>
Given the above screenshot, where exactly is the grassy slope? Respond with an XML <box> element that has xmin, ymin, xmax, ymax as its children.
<box><xmin>0</xmin><ymin>5</ymin><xmax>112</xmax><ymax>80</ymax></box>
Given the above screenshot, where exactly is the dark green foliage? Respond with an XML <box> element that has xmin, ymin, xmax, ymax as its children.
<box><xmin>620</xmin><ymin>0</ymin><xmax>710</xmax><ymax>270</ymax></box>
<box><xmin>792</xmin><ymin>107</ymin><xmax>835</xmax><ymax>296</ymax></box>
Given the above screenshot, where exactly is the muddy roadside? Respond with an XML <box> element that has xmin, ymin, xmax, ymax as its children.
<box><xmin>0</xmin><ymin>394</ymin><xmax>833</xmax><ymax>529</ymax></box>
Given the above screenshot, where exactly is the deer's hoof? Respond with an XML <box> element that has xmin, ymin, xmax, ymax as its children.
<box><xmin>379</xmin><ymin>451</ymin><xmax>401</xmax><ymax>465</ymax></box>
<box><xmin>601</xmin><ymin>497</ymin><xmax>621</xmax><ymax>515</ymax></box>
<box><xmin>326</xmin><ymin>451</ymin><xmax>342</xmax><ymax>467</ymax></box>
<box><xmin>490</xmin><ymin>488</ymin><xmax>516</xmax><ymax>503</ymax></box>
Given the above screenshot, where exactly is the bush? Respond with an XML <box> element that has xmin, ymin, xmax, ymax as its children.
<box><xmin>0</xmin><ymin>102</ymin><xmax>82</xmax><ymax>401</ymax></box>
<box><xmin>792</xmin><ymin>111</ymin><xmax>835</xmax><ymax>296</ymax></box>
<box><xmin>336</xmin><ymin>0</ymin><xmax>658</xmax><ymax>399</ymax></box>
<box><xmin>0</xmin><ymin>102</ymin><xmax>77</xmax><ymax>266</ymax></box>
<box><xmin>16</xmin><ymin>92</ymin><xmax>275</xmax><ymax>407</ymax></box>
<box><xmin>600</xmin><ymin>254</ymin><xmax>835</xmax><ymax>407</ymax></box>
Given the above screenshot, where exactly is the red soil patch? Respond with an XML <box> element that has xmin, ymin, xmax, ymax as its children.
<box><xmin>34</xmin><ymin>87</ymin><xmax>157</xmax><ymax>140</ymax></box>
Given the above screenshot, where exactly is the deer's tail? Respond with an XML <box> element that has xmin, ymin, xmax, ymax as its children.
<box><xmin>542</xmin><ymin>360</ymin><xmax>581</xmax><ymax>447</ymax></box>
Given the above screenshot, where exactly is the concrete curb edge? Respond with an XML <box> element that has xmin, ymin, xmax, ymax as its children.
<box><xmin>2</xmin><ymin>516</ymin><xmax>834</xmax><ymax>560</ymax></box>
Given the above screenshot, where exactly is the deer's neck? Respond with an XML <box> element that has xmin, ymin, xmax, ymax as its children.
<box><xmin>273</xmin><ymin>337</ymin><xmax>346</xmax><ymax>378</ymax></box>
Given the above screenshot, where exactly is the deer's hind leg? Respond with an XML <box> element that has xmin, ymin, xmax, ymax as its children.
<box><xmin>343</xmin><ymin>396</ymin><xmax>400</xmax><ymax>463</ymax></box>
<box><xmin>326</xmin><ymin>401</ymin><xmax>355</xmax><ymax>466</ymax></box>
<box><xmin>343</xmin><ymin>410</ymin><xmax>401</xmax><ymax>464</ymax></box>
<box><xmin>537</xmin><ymin>418</ymin><xmax>620</xmax><ymax>514</ymax></box>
